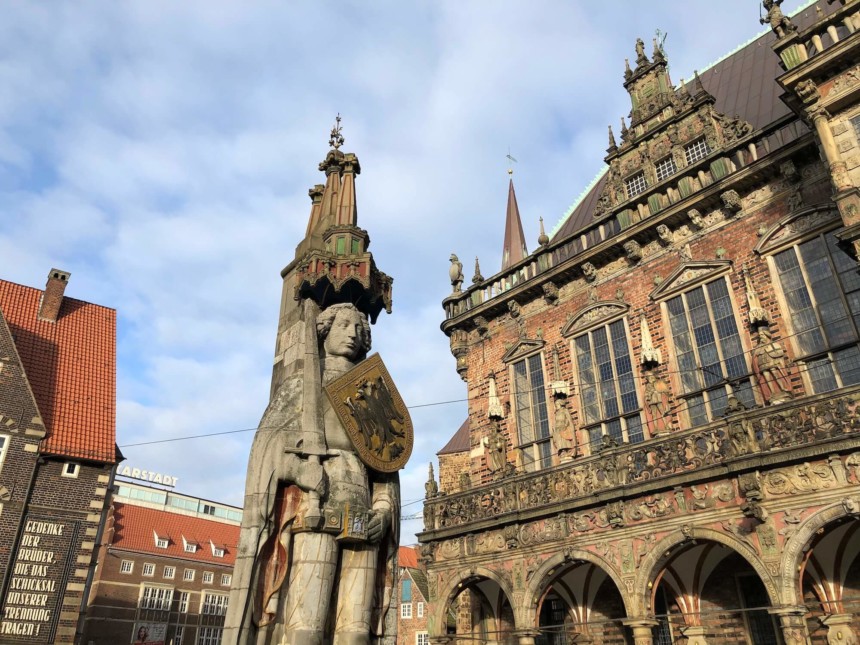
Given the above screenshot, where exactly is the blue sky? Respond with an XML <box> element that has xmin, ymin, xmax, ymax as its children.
<box><xmin>0</xmin><ymin>1</ymin><xmax>811</xmax><ymax>543</ymax></box>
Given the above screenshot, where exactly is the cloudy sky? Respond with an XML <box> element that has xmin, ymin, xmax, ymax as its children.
<box><xmin>0</xmin><ymin>1</ymin><xmax>811</xmax><ymax>543</ymax></box>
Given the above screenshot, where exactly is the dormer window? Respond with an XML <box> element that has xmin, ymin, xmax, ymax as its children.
<box><xmin>655</xmin><ymin>156</ymin><xmax>677</xmax><ymax>182</ymax></box>
<box><xmin>684</xmin><ymin>138</ymin><xmax>710</xmax><ymax>165</ymax></box>
<box><xmin>210</xmin><ymin>541</ymin><xmax>225</xmax><ymax>558</ymax></box>
<box><xmin>182</xmin><ymin>536</ymin><xmax>197</xmax><ymax>553</ymax></box>
<box><xmin>153</xmin><ymin>531</ymin><xmax>168</xmax><ymax>549</ymax></box>
<box><xmin>625</xmin><ymin>172</ymin><xmax>648</xmax><ymax>199</ymax></box>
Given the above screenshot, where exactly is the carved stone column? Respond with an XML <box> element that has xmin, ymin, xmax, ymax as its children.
<box><xmin>821</xmin><ymin>613</ymin><xmax>858</xmax><ymax>643</ymax></box>
<box><xmin>768</xmin><ymin>606</ymin><xmax>811</xmax><ymax>645</ymax></box>
<box><xmin>680</xmin><ymin>625</ymin><xmax>709</xmax><ymax>645</ymax></box>
<box><xmin>622</xmin><ymin>618</ymin><xmax>658</xmax><ymax>645</ymax></box>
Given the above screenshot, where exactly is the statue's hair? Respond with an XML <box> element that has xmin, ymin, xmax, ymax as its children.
<box><xmin>316</xmin><ymin>303</ymin><xmax>372</xmax><ymax>355</ymax></box>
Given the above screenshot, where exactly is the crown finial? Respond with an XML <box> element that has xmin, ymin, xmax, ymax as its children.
<box><xmin>329</xmin><ymin>113</ymin><xmax>344</xmax><ymax>150</ymax></box>
<box><xmin>538</xmin><ymin>217</ymin><xmax>549</xmax><ymax>246</ymax></box>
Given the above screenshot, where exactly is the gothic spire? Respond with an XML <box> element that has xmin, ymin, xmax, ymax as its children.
<box><xmin>501</xmin><ymin>176</ymin><xmax>528</xmax><ymax>271</ymax></box>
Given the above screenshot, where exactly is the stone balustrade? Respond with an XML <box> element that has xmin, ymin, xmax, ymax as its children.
<box><xmin>421</xmin><ymin>389</ymin><xmax>860</xmax><ymax>537</ymax></box>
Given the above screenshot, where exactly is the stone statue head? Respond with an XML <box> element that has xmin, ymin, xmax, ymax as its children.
<box><xmin>317</xmin><ymin>303</ymin><xmax>371</xmax><ymax>361</ymax></box>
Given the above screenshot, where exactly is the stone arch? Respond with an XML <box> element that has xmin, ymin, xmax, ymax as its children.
<box><xmin>780</xmin><ymin>498</ymin><xmax>860</xmax><ymax>606</ymax></box>
<box><xmin>431</xmin><ymin>566</ymin><xmax>518</xmax><ymax>638</ymax></box>
<box><xmin>632</xmin><ymin>526</ymin><xmax>780</xmax><ymax>616</ymax></box>
<box><xmin>523</xmin><ymin>548</ymin><xmax>633</xmax><ymax>627</ymax></box>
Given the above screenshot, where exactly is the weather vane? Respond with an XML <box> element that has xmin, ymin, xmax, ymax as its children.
<box><xmin>329</xmin><ymin>113</ymin><xmax>344</xmax><ymax>150</ymax></box>
<box><xmin>506</xmin><ymin>147</ymin><xmax>518</xmax><ymax>176</ymax></box>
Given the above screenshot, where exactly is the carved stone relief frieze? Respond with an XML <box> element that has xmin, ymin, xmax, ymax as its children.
<box><xmin>762</xmin><ymin>461</ymin><xmax>839</xmax><ymax>496</ymax></box>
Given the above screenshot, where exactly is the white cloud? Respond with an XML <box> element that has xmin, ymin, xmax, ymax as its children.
<box><xmin>0</xmin><ymin>0</ymin><xmax>810</xmax><ymax>543</ymax></box>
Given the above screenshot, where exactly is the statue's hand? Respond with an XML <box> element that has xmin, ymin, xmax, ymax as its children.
<box><xmin>284</xmin><ymin>454</ymin><xmax>327</xmax><ymax>496</ymax></box>
<box><xmin>366</xmin><ymin>509</ymin><xmax>391</xmax><ymax>544</ymax></box>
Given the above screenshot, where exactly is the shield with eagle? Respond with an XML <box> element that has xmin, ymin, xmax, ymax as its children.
<box><xmin>324</xmin><ymin>353</ymin><xmax>413</xmax><ymax>473</ymax></box>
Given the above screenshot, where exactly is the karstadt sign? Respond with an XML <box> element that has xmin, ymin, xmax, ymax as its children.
<box><xmin>117</xmin><ymin>466</ymin><xmax>178</xmax><ymax>487</ymax></box>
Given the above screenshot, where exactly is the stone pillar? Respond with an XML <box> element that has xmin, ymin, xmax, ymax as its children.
<box><xmin>768</xmin><ymin>606</ymin><xmax>811</xmax><ymax>645</ymax></box>
<box><xmin>680</xmin><ymin>625</ymin><xmax>709</xmax><ymax>645</ymax></box>
<box><xmin>821</xmin><ymin>613</ymin><xmax>858</xmax><ymax>644</ymax></box>
<box><xmin>621</xmin><ymin>618</ymin><xmax>658</xmax><ymax>645</ymax></box>
<box><xmin>517</xmin><ymin>629</ymin><xmax>540</xmax><ymax>645</ymax></box>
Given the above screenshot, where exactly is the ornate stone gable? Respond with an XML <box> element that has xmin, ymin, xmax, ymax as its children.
<box><xmin>649</xmin><ymin>260</ymin><xmax>733</xmax><ymax>300</ymax></box>
<box><xmin>561</xmin><ymin>301</ymin><xmax>629</xmax><ymax>337</ymax></box>
<box><xmin>755</xmin><ymin>206</ymin><xmax>840</xmax><ymax>255</ymax></box>
<box><xmin>501</xmin><ymin>338</ymin><xmax>546</xmax><ymax>364</ymax></box>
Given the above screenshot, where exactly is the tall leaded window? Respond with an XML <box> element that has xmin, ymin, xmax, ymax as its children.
<box><xmin>512</xmin><ymin>354</ymin><xmax>552</xmax><ymax>471</ymax></box>
<box><xmin>666</xmin><ymin>279</ymin><xmax>755</xmax><ymax>425</ymax></box>
<box><xmin>573</xmin><ymin>319</ymin><xmax>644</xmax><ymax>450</ymax></box>
<box><xmin>773</xmin><ymin>233</ymin><xmax>860</xmax><ymax>392</ymax></box>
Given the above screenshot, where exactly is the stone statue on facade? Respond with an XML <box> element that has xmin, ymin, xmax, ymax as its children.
<box><xmin>551</xmin><ymin>398</ymin><xmax>577</xmax><ymax>460</ymax></box>
<box><xmin>449</xmin><ymin>254</ymin><xmax>464</xmax><ymax>293</ymax></box>
<box><xmin>760</xmin><ymin>0</ymin><xmax>797</xmax><ymax>39</ymax></box>
<box><xmin>752</xmin><ymin>327</ymin><xmax>792</xmax><ymax>403</ymax></box>
<box><xmin>644</xmin><ymin>371</ymin><xmax>670</xmax><ymax>435</ymax></box>
<box><xmin>484</xmin><ymin>420</ymin><xmax>508</xmax><ymax>477</ymax></box>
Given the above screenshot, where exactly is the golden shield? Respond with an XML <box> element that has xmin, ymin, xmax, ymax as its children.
<box><xmin>324</xmin><ymin>353</ymin><xmax>413</xmax><ymax>473</ymax></box>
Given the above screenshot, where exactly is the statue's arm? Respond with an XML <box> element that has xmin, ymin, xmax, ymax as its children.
<box><xmin>367</xmin><ymin>474</ymin><xmax>399</xmax><ymax>544</ymax></box>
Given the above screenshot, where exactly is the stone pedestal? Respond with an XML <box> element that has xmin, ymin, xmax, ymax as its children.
<box><xmin>821</xmin><ymin>613</ymin><xmax>859</xmax><ymax>644</ymax></box>
<box><xmin>517</xmin><ymin>630</ymin><xmax>540</xmax><ymax>645</ymax></box>
<box><xmin>622</xmin><ymin>618</ymin><xmax>659</xmax><ymax>645</ymax></box>
<box><xmin>680</xmin><ymin>625</ymin><xmax>709</xmax><ymax>645</ymax></box>
<box><xmin>768</xmin><ymin>606</ymin><xmax>810</xmax><ymax>645</ymax></box>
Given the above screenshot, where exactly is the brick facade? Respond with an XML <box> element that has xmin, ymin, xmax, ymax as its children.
<box><xmin>83</xmin><ymin>483</ymin><xmax>240</xmax><ymax>645</ymax></box>
<box><xmin>0</xmin><ymin>274</ymin><xmax>117</xmax><ymax>643</ymax></box>
<box><xmin>423</xmin><ymin>6</ymin><xmax>860</xmax><ymax>645</ymax></box>
<box><xmin>397</xmin><ymin>547</ymin><xmax>428</xmax><ymax>645</ymax></box>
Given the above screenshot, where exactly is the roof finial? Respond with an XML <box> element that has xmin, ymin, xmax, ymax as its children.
<box><xmin>538</xmin><ymin>217</ymin><xmax>549</xmax><ymax>247</ymax></box>
<box><xmin>620</xmin><ymin>116</ymin><xmax>629</xmax><ymax>140</ymax></box>
<box><xmin>329</xmin><ymin>113</ymin><xmax>344</xmax><ymax>150</ymax></box>
<box><xmin>472</xmin><ymin>256</ymin><xmax>484</xmax><ymax>285</ymax></box>
<box><xmin>624</xmin><ymin>58</ymin><xmax>633</xmax><ymax>80</ymax></box>
<box><xmin>607</xmin><ymin>124</ymin><xmax>617</xmax><ymax>153</ymax></box>
<box><xmin>506</xmin><ymin>148</ymin><xmax>518</xmax><ymax>176</ymax></box>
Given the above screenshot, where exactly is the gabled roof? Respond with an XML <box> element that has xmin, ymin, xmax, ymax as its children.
<box><xmin>552</xmin><ymin>2</ymin><xmax>829</xmax><ymax>242</ymax></box>
<box><xmin>0</xmin><ymin>279</ymin><xmax>116</xmax><ymax>463</ymax></box>
<box><xmin>398</xmin><ymin>545</ymin><xmax>419</xmax><ymax>569</ymax></box>
<box><xmin>111</xmin><ymin>502</ymin><xmax>240</xmax><ymax>566</ymax></box>
<box><xmin>437</xmin><ymin>417</ymin><xmax>470</xmax><ymax>455</ymax></box>
<box><xmin>398</xmin><ymin>546</ymin><xmax>429</xmax><ymax>601</ymax></box>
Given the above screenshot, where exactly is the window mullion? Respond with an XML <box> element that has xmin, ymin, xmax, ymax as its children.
<box><xmin>796</xmin><ymin>242</ymin><xmax>831</xmax><ymax>348</ymax></box>
<box><xmin>702</xmin><ymin>283</ymin><xmax>729</xmax><ymax>380</ymax></box>
<box><xmin>681</xmin><ymin>292</ymin><xmax>703</xmax><ymax>391</ymax></box>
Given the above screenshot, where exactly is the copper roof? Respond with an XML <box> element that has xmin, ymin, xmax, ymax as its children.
<box><xmin>111</xmin><ymin>502</ymin><xmax>240</xmax><ymax>566</ymax></box>
<box><xmin>501</xmin><ymin>179</ymin><xmax>528</xmax><ymax>270</ymax></box>
<box><xmin>0</xmin><ymin>279</ymin><xmax>116</xmax><ymax>463</ymax></box>
<box><xmin>552</xmin><ymin>3</ymin><xmax>827</xmax><ymax>242</ymax></box>
<box><xmin>437</xmin><ymin>417</ymin><xmax>470</xmax><ymax>455</ymax></box>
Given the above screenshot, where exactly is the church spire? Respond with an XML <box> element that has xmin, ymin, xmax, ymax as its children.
<box><xmin>501</xmin><ymin>174</ymin><xmax>528</xmax><ymax>271</ymax></box>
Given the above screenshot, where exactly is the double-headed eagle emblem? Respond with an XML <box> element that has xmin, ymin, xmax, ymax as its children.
<box><xmin>324</xmin><ymin>353</ymin><xmax>413</xmax><ymax>473</ymax></box>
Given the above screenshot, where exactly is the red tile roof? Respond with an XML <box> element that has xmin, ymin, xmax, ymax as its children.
<box><xmin>0</xmin><ymin>279</ymin><xmax>116</xmax><ymax>463</ymax></box>
<box><xmin>111</xmin><ymin>502</ymin><xmax>240</xmax><ymax>566</ymax></box>
<box><xmin>398</xmin><ymin>545</ymin><xmax>419</xmax><ymax>569</ymax></box>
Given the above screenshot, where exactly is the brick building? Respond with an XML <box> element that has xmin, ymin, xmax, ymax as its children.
<box><xmin>422</xmin><ymin>4</ymin><xmax>860</xmax><ymax>645</ymax></box>
<box><xmin>0</xmin><ymin>270</ymin><xmax>118</xmax><ymax>643</ymax></box>
<box><xmin>398</xmin><ymin>546</ymin><xmax>429</xmax><ymax>645</ymax></box>
<box><xmin>83</xmin><ymin>480</ymin><xmax>241</xmax><ymax>645</ymax></box>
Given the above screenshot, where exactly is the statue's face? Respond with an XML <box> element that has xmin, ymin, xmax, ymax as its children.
<box><xmin>324</xmin><ymin>308</ymin><xmax>363</xmax><ymax>360</ymax></box>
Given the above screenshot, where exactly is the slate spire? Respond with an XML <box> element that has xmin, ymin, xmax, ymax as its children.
<box><xmin>501</xmin><ymin>175</ymin><xmax>528</xmax><ymax>271</ymax></box>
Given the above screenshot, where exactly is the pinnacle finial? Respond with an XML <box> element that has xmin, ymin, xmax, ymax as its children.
<box><xmin>620</xmin><ymin>116</ymin><xmax>629</xmax><ymax>139</ymax></box>
<box><xmin>472</xmin><ymin>256</ymin><xmax>484</xmax><ymax>285</ymax></box>
<box><xmin>538</xmin><ymin>217</ymin><xmax>549</xmax><ymax>247</ymax></box>
<box><xmin>329</xmin><ymin>113</ymin><xmax>344</xmax><ymax>150</ymax></box>
<box><xmin>624</xmin><ymin>58</ymin><xmax>633</xmax><ymax>79</ymax></box>
<box><xmin>607</xmin><ymin>124</ymin><xmax>617</xmax><ymax>152</ymax></box>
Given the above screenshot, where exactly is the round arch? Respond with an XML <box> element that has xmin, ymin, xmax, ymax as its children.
<box><xmin>780</xmin><ymin>498</ymin><xmax>860</xmax><ymax>606</ymax></box>
<box><xmin>431</xmin><ymin>566</ymin><xmax>518</xmax><ymax>638</ymax></box>
<box><xmin>632</xmin><ymin>526</ymin><xmax>780</xmax><ymax>616</ymax></box>
<box><xmin>523</xmin><ymin>548</ymin><xmax>633</xmax><ymax>628</ymax></box>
